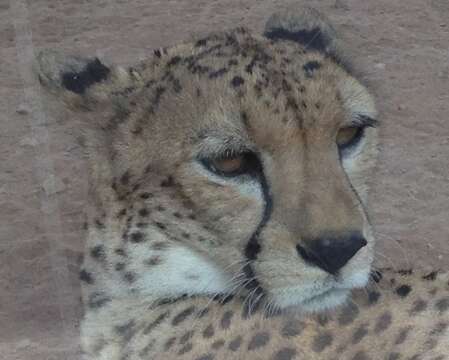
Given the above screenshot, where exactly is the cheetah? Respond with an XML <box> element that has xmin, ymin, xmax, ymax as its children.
<box><xmin>35</xmin><ymin>6</ymin><xmax>449</xmax><ymax>360</ymax></box>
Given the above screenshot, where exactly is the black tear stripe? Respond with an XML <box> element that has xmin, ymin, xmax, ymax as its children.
<box><xmin>243</xmin><ymin>161</ymin><xmax>273</xmax><ymax>293</ymax></box>
<box><xmin>62</xmin><ymin>58</ymin><xmax>110</xmax><ymax>94</ymax></box>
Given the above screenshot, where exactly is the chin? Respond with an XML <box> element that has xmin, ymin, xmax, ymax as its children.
<box><xmin>268</xmin><ymin>269</ymin><xmax>371</xmax><ymax>313</ymax></box>
<box><xmin>271</xmin><ymin>287</ymin><xmax>350</xmax><ymax>313</ymax></box>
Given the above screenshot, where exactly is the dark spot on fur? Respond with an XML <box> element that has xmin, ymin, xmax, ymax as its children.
<box><xmin>172</xmin><ymin>78</ymin><xmax>182</xmax><ymax>93</ymax></box>
<box><xmin>154</xmin><ymin>49</ymin><xmax>162</xmax><ymax>58</ymax></box>
<box><xmin>117</xmin><ymin>208</ymin><xmax>127</xmax><ymax>218</ymax></box>
<box><xmin>195</xmin><ymin>38</ymin><xmax>208</xmax><ymax>47</ymax></box>
<box><xmin>352</xmin><ymin>323</ymin><xmax>369</xmax><ymax>344</ymax></box>
<box><xmin>167</xmin><ymin>56</ymin><xmax>181</xmax><ymax>67</ymax></box>
<box><xmin>90</xmin><ymin>245</ymin><xmax>105</xmax><ymax>261</ymax></box>
<box><xmin>195</xmin><ymin>354</ymin><xmax>214</xmax><ymax>360</ymax></box>
<box><xmin>231</xmin><ymin>76</ymin><xmax>245</xmax><ymax>87</ymax></box>
<box><xmin>203</xmin><ymin>324</ymin><xmax>214</xmax><ymax>338</ymax></box>
<box><xmin>395</xmin><ymin>285</ymin><xmax>412</xmax><ymax>298</ymax></box>
<box><xmin>281</xmin><ymin>320</ymin><xmax>303</xmax><ymax>337</ymax></box>
<box><xmin>173</xmin><ymin>212</ymin><xmax>182</xmax><ymax>218</ymax></box>
<box><xmin>285</xmin><ymin>97</ymin><xmax>298</xmax><ymax>111</ymax></box>
<box><xmin>153</xmin><ymin>86</ymin><xmax>166</xmax><ymax>108</ymax></box>
<box><xmin>130</xmin><ymin>232</ymin><xmax>145</xmax><ymax>243</ymax></box>
<box><xmin>220</xmin><ymin>310</ymin><xmax>233</xmax><ymax>329</ymax></box>
<box><xmin>179</xmin><ymin>330</ymin><xmax>195</xmax><ymax>345</ymax></box>
<box><xmin>211</xmin><ymin>339</ymin><xmax>225</xmax><ymax>350</ymax></box>
<box><xmin>228</xmin><ymin>59</ymin><xmax>238</xmax><ymax>66</ymax></box>
<box><xmin>143</xmin><ymin>311</ymin><xmax>169</xmax><ymax>335</ymax></box>
<box><xmin>338</xmin><ymin>302</ymin><xmax>359</xmax><ymax>325</ymax></box>
<box><xmin>398</xmin><ymin>269</ymin><xmax>413</xmax><ymax>275</ymax></box>
<box><xmin>312</xmin><ymin>331</ymin><xmax>333</xmax><ymax>352</ymax></box>
<box><xmin>273</xmin><ymin>348</ymin><xmax>297</xmax><ymax>360</ymax></box>
<box><xmin>423</xmin><ymin>271</ymin><xmax>438</xmax><ymax>281</ymax></box>
<box><xmin>352</xmin><ymin>351</ymin><xmax>370</xmax><ymax>360</ymax></box>
<box><xmin>115</xmin><ymin>320</ymin><xmax>136</xmax><ymax>343</ymax></box>
<box><xmin>124</xmin><ymin>272</ymin><xmax>136</xmax><ymax>283</ymax></box>
<box><xmin>160</xmin><ymin>176</ymin><xmax>174</xmax><ymax>187</ymax></box>
<box><xmin>115</xmin><ymin>248</ymin><xmax>126</xmax><ymax>256</ymax></box>
<box><xmin>282</xmin><ymin>79</ymin><xmax>292</xmax><ymax>92</ymax></box>
<box><xmin>115</xmin><ymin>262</ymin><xmax>125</xmax><ymax>271</ymax></box>
<box><xmin>370</xmin><ymin>270</ymin><xmax>383</xmax><ymax>283</ymax></box>
<box><xmin>140</xmin><ymin>192</ymin><xmax>154</xmax><ymax>199</ymax></box>
<box><xmin>151</xmin><ymin>241</ymin><xmax>169</xmax><ymax>251</ymax></box>
<box><xmin>431</xmin><ymin>322</ymin><xmax>448</xmax><ymax>335</ymax></box>
<box><xmin>228</xmin><ymin>336</ymin><xmax>242</xmax><ymax>351</ymax></box>
<box><xmin>197</xmin><ymin>307</ymin><xmax>210</xmax><ymax>318</ymax></box>
<box><xmin>120</xmin><ymin>171</ymin><xmax>130</xmax><ymax>185</ymax></box>
<box><xmin>79</xmin><ymin>269</ymin><xmax>94</xmax><ymax>284</ymax></box>
<box><xmin>139</xmin><ymin>208</ymin><xmax>150</xmax><ymax>217</ymax></box>
<box><xmin>303</xmin><ymin>61</ymin><xmax>321</xmax><ymax>77</ymax></box>
<box><xmin>410</xmin><ymin>298</ymin><xmax>427</xmax><ymax>314</ymax></box>
<box><xmin>156</xmin><ymin>205</ymin><xmax>165</xmax><ymax>212</ymax></box>
<box><xmin>367</xmin><ymin>290</ymin><xmax>381</xmax><ymax>305</ymax></box>
<box><xmin>145</xmin><ymin>256</ymin><xmax>162</xmax><ymax>266</ymax></box>
<box><xmin>387</xmin><ymin>352</ymin><xmax>401</xmax><ymax>360</ymax></box>
<box><xmin>164</xmin><ymin>337</ymin><xmax>176</xmax><ymax>351</ymax></box>
<box><xmin>95</xmin><ymin>219</ymin><xmax>105</xmax><ymax>229</ymax></box>
<box><xmin>241</xmin><ymin>111</ymin><xmax>250</xmax><ymax>129</ymax></box>
<box><xmin>395</xmin><ymin>327</ymin><xmax>411</xmax><ymax>345</ymax></box>
<box><xmin>62</xmin><ymin>58</ymin><xmax>110</xmax><ymax>94</ymax></box>
<box><xmin>139</xmin><ymin>340</ymin><xmax>156</xmax><ymax>357</ymax></box>
<box><xmin>178</xmin><ymin>343</ymin><xmax>193</xmax><ymax>355</ymax></box>
<box><xmin>209</xmin><ymin>67</ymin><xmax>228</xmax><ymax>78</ymax></box>
<box><xmin>408</xmin><ymin>355</ymin><xmax>422</xmax><ymax>360</ymax></box>
<box><xmin>172</xmin><ymin>306</ymin><xmax>196</xmax><ymax>326</ymax></box>
<box><xmin>155</xmin><ymin>222</ymin><xmax>166</xmax><ymax>230</ymax></box>
<box><xmin>435</xmin><ymin>297</ymin><xmax>449</xmax><ymax>313</ymax></box>
<box><xmin>88</xmin><ymin>292</ymin><xmax>111</xmax><ymax>309</ymax></box>
<box><xmin>136</xmin><ymin>222</ymin><xmax>148</xmax><ymax>228</ymax></box>
<box><xmin>374</xmin><ymin>312</ymin><xmax>392</xmax><ymax>333</ymax></box>
<box><xmin>248</xmin><ymin>332</ymin><xmax>270</xmax><ymax>350</ymax></box>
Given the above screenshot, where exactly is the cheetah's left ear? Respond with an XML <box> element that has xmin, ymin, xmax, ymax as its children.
<box><xmin>263</xmin><ymin>6</ymin><xmax>348</xmax><ymax>69</ymax></box>
<box><xmin>34</xmin><ymin>49</ymin><xmax>140</xmax><ymax>111</ymax></box>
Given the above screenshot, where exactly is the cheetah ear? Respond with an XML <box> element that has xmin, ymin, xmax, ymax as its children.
<box><xmin>264</xmin><ymin>7</ymin><xmax>347</xmax><ymax>67</ymax></box>
<box><xmin>34</xmin><ymin>49</ymin><xmax>139</xmax><ymax>111</ymax></box>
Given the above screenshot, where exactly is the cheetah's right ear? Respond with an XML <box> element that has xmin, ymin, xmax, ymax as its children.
<box><xmin>263</xmin><ymin>6</ymin><xmax>349</xmax><ymax>70</ymax></box>
<box><xmin>34</xmin><ymin>49</ymin><xmax>140</xmax><ymax>111</ymax></box>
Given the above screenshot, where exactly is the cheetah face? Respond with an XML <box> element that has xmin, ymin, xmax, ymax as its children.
<box><xmin>36</xmin><ymin>8</ymin><xmax>378</xmax><ymax>312</ymax></box>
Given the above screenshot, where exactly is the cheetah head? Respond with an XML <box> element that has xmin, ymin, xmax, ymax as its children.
<box><xmin>36</xmin><ymin>7</ymin><xmax>378</xmax><ymax>313</ymax></box>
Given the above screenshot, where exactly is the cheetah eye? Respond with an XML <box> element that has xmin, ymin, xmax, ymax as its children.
<box><xmin>336</xmin><ymin>126</ymin><xmax>364</xmax><ymax>151</ymax></box>
<box><xmin>201</xmin><ymin>151</ymin><xmax>262</xmax><ymax>178</ymax></box>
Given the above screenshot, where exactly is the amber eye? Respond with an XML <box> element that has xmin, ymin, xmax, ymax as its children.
<box><xmin>336</xmin><ymin>127</ymin><xmax>364</xmax><ymax>150</ymax></box>
<box><xmin>201</xmin><ymin>151</ymin><xmax>261</xmax><ymax>178</ymax></box>
<box><xmin>209</xmin><ymin>155</ymin><xmax>245</xmax><ymax>175</ymax></box>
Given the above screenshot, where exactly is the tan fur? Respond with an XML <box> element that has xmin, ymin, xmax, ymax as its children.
<box><xmin>35</xmin><ymin>6</ymin><xmax>448</xmax><ymax>360</ymax></box>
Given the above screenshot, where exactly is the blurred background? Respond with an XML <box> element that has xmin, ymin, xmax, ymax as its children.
<box><xmin>1</xmin><ymin>0</ymin><xmax>448</xmax><ymax>358</ymax></box>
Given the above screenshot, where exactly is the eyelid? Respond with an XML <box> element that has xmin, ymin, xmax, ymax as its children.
<box><xmin>350</xmin><ymin>114</ymin><xmax>379</xmax><ymax>128</ymax></box>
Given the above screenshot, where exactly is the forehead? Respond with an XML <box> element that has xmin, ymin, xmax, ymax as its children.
<box><xmin>135</xmin><ymin>27</ymin><xmax>349</xmax><ymax>146</ymax></box>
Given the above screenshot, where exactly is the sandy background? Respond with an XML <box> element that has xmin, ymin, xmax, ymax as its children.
<box><xmin>1</xmin><ymin>0</ymin><xmax>448</xmax><ymax>359</ymax></box>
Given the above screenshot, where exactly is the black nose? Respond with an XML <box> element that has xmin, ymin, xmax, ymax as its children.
<box><xmin>296</xmin><ymin>232</ymin><xmax>367</xmax><ymax>275</ymax></box>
